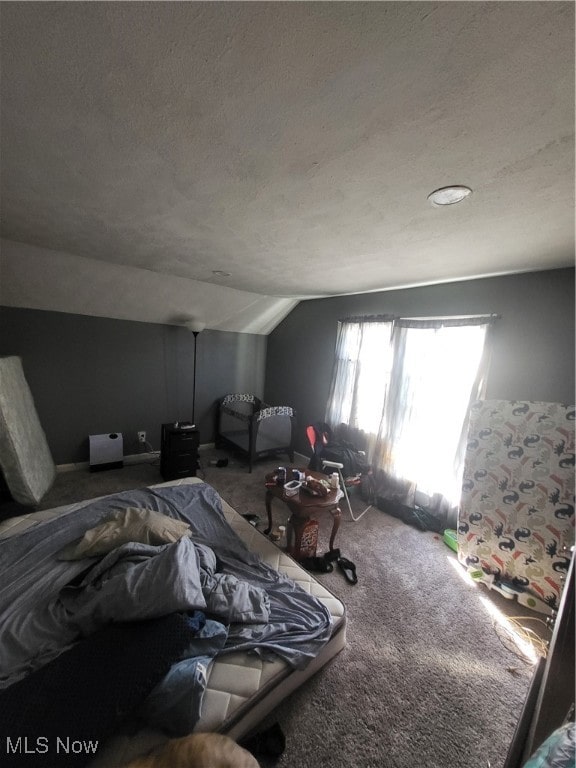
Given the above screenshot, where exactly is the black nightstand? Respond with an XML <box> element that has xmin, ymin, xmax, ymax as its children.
<box><xmin>160</xmin><ymin>422</ymin><xmax>199</xmax><ymax>481</ymax></box>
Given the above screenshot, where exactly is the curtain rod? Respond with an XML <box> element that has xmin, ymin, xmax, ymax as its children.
<box><xmin>337</xmin><ymin>314</ymin><xmax>396</xmax><ymax>323</ymax></box>
<box><xmin>339</xmin><ymin>313</ymin><xmax>501</xmax><ymax>324</ymax></box>
<box><xmin>399</xmin><ymin>314</ymin><xmax>501</xmax><ymax>321</ymax></box>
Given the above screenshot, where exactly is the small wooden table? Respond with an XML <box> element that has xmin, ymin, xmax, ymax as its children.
<box><xmin>264</xmin><ymin>468</ymin><xmax>342</xmax><ymax>559</ymax></box>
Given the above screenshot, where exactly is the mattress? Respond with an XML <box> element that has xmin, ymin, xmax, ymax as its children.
<box><xmin>458</xmin><ymin>400</ymin><xmax>575</xmax><ymax>613</ymax></box>
<box><xmin>0</xmin><ymin>478</ymin><xmax>346</xmax><ymax>766</ymax></box>
<box><xmin>0</xmin><ymin>355</ymin><xmax>55</xmax><ymax>504</ymax></box>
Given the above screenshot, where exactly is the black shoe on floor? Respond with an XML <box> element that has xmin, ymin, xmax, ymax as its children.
<box><xmin>301</xmin><ymin>556</ymin><xmax>334</xmax><ymax>573</ymax></box>
<box><xmin>337</xmin><ymin>557</ymin><xmax>358</xmax><ymax>584</ymax></box>
<box><xmin>241</xmin><ymin>514</ymin><xmax>260</xmax><ymax>526</ymax></box>
<box><xmin>240</xmin><ymin>722</ymin><xmax>286</xmax><ymax>758</ymax></box>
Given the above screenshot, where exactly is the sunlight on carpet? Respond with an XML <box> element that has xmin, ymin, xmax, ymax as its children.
<box><xmin>446</xmin><ymin>556</ymin><xmax>547</xmax><ymax>665</ymax></box>
<box><xmin>479</xmin><ymin>598</ymin><xmax>548</xmax><ymax>666</ymax></box>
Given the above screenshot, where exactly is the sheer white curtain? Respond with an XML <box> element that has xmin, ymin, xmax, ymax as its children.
<box><xmin>325</xmin><ymin>317</ymin><xmax>394</xmax><ymax>435</ymax></box>
<box><xmin>374</xmin><ymin>319</ymin><xmax>492</xmax><ymax>505</ymax></box>
<box><xmin>326</xmin><ymin>316</ymin><xmax>494</xmax><ymax>507</ymax></box>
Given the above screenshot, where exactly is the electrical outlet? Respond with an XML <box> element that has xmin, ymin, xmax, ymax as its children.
<box><xmin>138</xmin><ymin>431</ymin><xmax>146</xmax><ymax>444</ymax></box>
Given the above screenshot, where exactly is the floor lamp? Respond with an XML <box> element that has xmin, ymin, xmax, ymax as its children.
<box><xmin>185</xmin><ymin>319</ymin><xmax>206</xmax><ymax>427</ymax></box>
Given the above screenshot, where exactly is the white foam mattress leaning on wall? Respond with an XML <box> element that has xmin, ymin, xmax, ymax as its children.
<box><xmin>0</xmin><ymin>355</ymin><xmax>55</xmax><ymax>505</ymax></box>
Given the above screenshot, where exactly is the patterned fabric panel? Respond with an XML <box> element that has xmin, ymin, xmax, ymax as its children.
<box><xmin>256</xmin><ymin>406</ymin><xmax>294</xmax><ymax>421</ymax></box>
<box><xmin>222</xmin><ymin>394</ymin><xmax>258</xmax><ymax>405</ymax></box>
<box><xmin>220</xmin><ymin>406</ymin><xmax>252</xmax><ymax>424</ymax></box>
<box><xmin>458</xmin><ymin>400</ymin><xmax>575</xmax><ymax>611</ymax></box>
<box><xmin>221</xmin><ymin>395</ymin><xmax>259</xmax><ymax>424</ymax></box>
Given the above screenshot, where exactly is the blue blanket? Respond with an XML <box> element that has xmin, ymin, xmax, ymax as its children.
<box><xmin>0</xmin><ymin>482</ymin><xmax>332</xmax><ymax>693</ymax></box>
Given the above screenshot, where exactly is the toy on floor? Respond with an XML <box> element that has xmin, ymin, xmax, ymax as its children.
<box><xmin>443</xmin><ymin>529</ymin><xmax>458</xmax><ymax>552</ymax></box>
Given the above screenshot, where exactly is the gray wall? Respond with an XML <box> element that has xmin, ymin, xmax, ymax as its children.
<box><xmin>1</xmin><ymin>268</ymin><xmax>573</xmax><ymax>464</ymax></box>
<box><xmin>0</xmin><ymin>308</ymin><xmax>267</xmax><ymax>463</ymax></box>
<box><xmin>265</xmin><ymin>268</ymin><xmax>575</xmax><ymax>456</ymax></box>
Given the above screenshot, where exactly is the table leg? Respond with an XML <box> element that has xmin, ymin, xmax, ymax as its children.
<box><xmin>329</xmin><ymin>506</ymin><xmax>342</xmax><ymax>552</ymax></box>
<box><xmin>286</xmin><ymin>516</ymin><xmax>295</xmax><ymax>553</ymax></box>
<box><xmin>288</xmin><ymin>516</ymin><xmax>308</xmax><ymax>558</ymax></box>
<box><xmin>264</xmin><ymin>490</ymin><xmax>274</xmax><ymax>535</ymax></box>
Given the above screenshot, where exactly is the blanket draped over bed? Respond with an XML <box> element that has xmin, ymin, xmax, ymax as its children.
<box><xmin>0</xmin><ymin>614</ymin><xmax>201</xmax><ymax>768</ymax></box>
<box><xmin>0</xmin><ymin>483</ymin><xmax>333</xmax><ymax>725</ymax></box>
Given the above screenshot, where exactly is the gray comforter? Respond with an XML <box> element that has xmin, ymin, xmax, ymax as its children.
<box><xmin>0</xmin><ymin>482</ymin><xmax>333</xmax><ymax>690</ymax></box>
<box><xmin>59</xmin><ymin>537</ymin><xmax>271</xmax><ymax>636</ymax></box>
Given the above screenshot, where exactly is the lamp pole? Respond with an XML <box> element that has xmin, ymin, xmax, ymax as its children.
<box><xmin>191</xmin><ymin>330</ymin><xmax>199</xmax><ymax>427</ymax></box>
<box><xmin>186</xmin><ymin>319</ymin><xmax>205</xmax><ymax>427</ymax></box>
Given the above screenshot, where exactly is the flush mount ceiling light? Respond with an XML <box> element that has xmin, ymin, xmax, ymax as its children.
<box><xmin>428</xmin><ymin>185</ymin><xmax>472</xmax><ymax>207</ymax></box>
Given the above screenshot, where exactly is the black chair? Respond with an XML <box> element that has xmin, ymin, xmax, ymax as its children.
<box><xmin>305</xmin><ymin>422</ymin><xmax>374</xmax><ymax>521</ymax></box>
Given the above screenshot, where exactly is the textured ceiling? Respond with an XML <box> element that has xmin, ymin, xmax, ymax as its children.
<box><xmin>0</xmin><ymin>2</ymin><xmax>574</xmax><ymax>329</ymax></box>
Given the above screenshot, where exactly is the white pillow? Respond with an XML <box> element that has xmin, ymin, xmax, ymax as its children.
<box><xmin>58</xmin><ymin>507</ymin><xmax>191</xmax><ymax>560</ymax></box>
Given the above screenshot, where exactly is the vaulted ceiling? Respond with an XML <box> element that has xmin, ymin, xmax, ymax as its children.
<box><xmin>1</xmin><ymin>2</ymin><xmax>574</xmax><ymax>333</ymax></box>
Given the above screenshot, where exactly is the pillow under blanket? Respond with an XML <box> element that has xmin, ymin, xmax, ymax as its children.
<box><xmin>59</xmin><ymin>538</ymin><xmax>207</xmax><ymax>636</ymax></box>
<box><xmin>58</xmin><ymin>507</ymin><xmax>191</xmax><ymax>560</ymax></box>
<box><xmin>0</xmin><ymin>613</ymin><xmax>198</xmax><ymax>768</ymax></box>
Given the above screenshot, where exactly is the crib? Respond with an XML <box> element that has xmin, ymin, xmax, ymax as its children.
<box><xmin>216</xmin><ymin>394</ymin><xmax>296</xmax><ymax>472</ymax></box>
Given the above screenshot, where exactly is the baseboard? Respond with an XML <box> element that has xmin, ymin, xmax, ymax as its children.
<box><xmin>56</xmin><ymin>442</ymin><xmax>216</xmax><ymax>473</ymax></box>
<box><xmin>56</xmin><ymin>452</ymin><xmax>155</xmax><ymax>473</ymax></box>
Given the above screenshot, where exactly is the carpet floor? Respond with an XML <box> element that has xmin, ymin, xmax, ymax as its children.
<box><xmin>1</xmin><ymin>446</ymin><xmax>546</xmax><ymax>768</ymax></box>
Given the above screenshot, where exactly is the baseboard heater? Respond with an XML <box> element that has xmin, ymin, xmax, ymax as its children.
<box><xmin>89</xmin><ymin>433</ymin><xmax>124</xmax><ymax>472</ymax></box>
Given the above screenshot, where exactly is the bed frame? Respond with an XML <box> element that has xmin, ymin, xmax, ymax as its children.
<box><xmin>0</xmin><ymin>478</ymin><xmax>345</xmax><ymax>766</ymax></box>
<box><xmin>216</xmin><ymin>394</ymin><xmax>296</xmax><ymax>472</ymax></box>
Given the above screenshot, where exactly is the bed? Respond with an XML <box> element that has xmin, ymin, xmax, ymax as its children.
<box><xmin>0</xmin><ymin>477</ymin><xmax>345</xmax><ymax>767</ymax></box>
<box><xmin>216</xmin><ymin>394</ymin><xmax>296</xmax><ymax>472</ymax></box>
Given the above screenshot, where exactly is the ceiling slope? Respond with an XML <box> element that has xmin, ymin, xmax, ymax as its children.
<box><xmin>0</xmin><ymin>239</ymin><xmax>298</xmax><ymax>334</ymax></box>
<box><xmin>0</xmin><ymin>2</ymin><xmax>574</xmax><ymax>332</ymax></box>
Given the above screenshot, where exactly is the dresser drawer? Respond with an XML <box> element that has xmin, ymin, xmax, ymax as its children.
<box><xmin>160</xmin><ymin>423</ymin><xmax>199</xmax><ymax>481</ymax></box>
<box><xmin>166</xmin><ymin>430</ymin><xmax>199</xmax><ymax>453</ymax></box>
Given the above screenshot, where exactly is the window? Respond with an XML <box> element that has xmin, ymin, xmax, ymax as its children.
<box><xmin>326</xmin><ymin>318</ymin><xmax>394</xmax><ymax>434</ymax></box>
<box><xmin>326</xmin><ymin>316</ymin><xmax>493</xmax><ymax>506</ymax></box>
